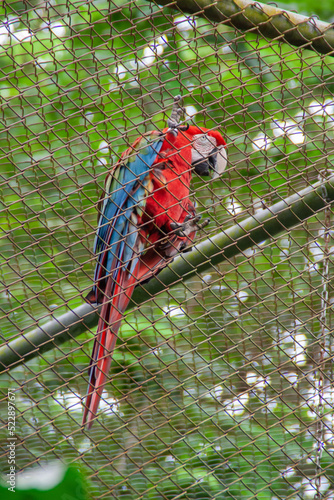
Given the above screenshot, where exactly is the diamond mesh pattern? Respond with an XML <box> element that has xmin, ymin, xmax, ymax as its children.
<box><xmin>0</xmin><ymin>1</ymin><xmax>334</xmax><ymax>498</ymax></box>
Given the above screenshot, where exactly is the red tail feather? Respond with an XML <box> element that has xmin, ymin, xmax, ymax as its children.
<box><xmin>82</xmin><ymin>268</ymin><xmax>139</xmax><ymax>428</ymax></box>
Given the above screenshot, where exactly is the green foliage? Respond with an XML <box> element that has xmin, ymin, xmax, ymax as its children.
<box><xmin>0</xmin><ymin>464</ymin><xmax>88</xmax><ymax>500</ymax></box>
<box><xmin>0</xmin><ymin>0</ymin><xmax>334</xmax><ymax>499</ymax></box>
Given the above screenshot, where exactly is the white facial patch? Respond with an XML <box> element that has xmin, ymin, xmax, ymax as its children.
<box><xmin>191</xmin><ymin>134</ymin><xmax>217</xmax><ymax>164</ymax></box>
<box><xmin>191</xmin><ymin>134</ymin><xmax>227</xmax><ymax>178</ymax></box>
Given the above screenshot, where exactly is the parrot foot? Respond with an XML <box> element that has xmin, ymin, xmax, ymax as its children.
<box><xmin>170</xmin><ymin>215</ymin><xmax>210</xmax><ymax>237</ymax></box>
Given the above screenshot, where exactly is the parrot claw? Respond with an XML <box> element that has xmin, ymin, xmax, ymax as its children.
<box><xmin>167</xmin><ymin>95</ymin><xmax>185</xmax><ymax>135</ymax></box>
<box><xmin>197</xmin><ymin>218</ymin><xmax>210</xmax><ymax>230</ymax></box>
<box><xmin>170</xmin><ymin>215</ymin><xmax>210</xmax><ymax>237</ymax></box>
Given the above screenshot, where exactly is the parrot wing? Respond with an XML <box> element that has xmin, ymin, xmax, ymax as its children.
<box><xmin>87</xmin><ymin>132</ymin><xmax>163</xmax><ymax>304</ymax></box>
<box><xmin>83</xmin><ymin>133</ymin><xmax>164</xmax><ymax>428</ymax></box>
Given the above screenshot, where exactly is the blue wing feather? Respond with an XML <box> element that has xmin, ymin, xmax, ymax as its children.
<box><xmin>90</xmin><ymin>135</ymin><xmax>163</xmax><ymax>300</ymax></box>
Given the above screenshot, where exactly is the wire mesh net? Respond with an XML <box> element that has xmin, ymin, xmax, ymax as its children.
<box><xmin>1</xmin><ymin>0</ymin><xmax>334</xmax><ymax>498</ymax></box>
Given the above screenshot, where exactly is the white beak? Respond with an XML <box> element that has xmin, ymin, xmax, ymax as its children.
<box><xmin>212</xmin><ymin>145</ymin><xmax>227</xmax><ymax>180</ymax></box>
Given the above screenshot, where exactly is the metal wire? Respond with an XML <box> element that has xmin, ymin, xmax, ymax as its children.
<box><xmin>0</xmin><ymin>0</ymin><xmax>334</xmax><ymax>498</ymax></box>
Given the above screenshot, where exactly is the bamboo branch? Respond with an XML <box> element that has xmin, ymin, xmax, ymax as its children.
<box><xmin>146</xmin><ymin>0</ymin><xmax>334</xmax><ymax>56</ymax></box>
<box><xmin>1</xmin><ymin>175</ymin><xmax>334</xmax><ymax>372</ymax></box>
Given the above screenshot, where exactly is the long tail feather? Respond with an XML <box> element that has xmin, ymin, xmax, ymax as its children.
<box><xmin>82</xmin><ymin>304</ymin><xmax>120</xmax><ymax>429</ymax></box>
<box><xmin>82</xmin><ymin>268</ymin><xmax>139</xmax><ymax>428</ymax></box>
<box><xmin>82</xmin><ymin>231</ymin><xmax>194</xmax><ymax>428</ymax></box>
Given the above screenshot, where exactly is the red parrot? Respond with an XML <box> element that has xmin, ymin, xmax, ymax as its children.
<box><xmin>82</xmin><ymin>105</ymin><xmax>227</xmax><ymax>428</ymax></box>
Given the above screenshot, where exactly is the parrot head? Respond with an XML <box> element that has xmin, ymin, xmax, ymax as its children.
<box><xmin>164</xmin><ymin>125</ymin><xmax>227</xmax><ymax>180</ymax></box>
<box><xmin>189</xmin><ymin>127</ymin><xmax>227</xmax><ymax>180</ymax></box>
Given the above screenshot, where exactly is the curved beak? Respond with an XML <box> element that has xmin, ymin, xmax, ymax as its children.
<box><xmin>193</xmin><ymin>145</ymin><xmax>227</xmax><ymax>179</ymax></box>
<box><xmin>210</xmin><ymin>145</ymin><xmax>227</xmax><ymax>180</ymax></box>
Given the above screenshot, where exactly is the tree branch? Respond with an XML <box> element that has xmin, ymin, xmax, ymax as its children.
<box><xmin>1</xmin><ymin>175</ymin><xmax>334</xmax><ymax>372</ymax></box>
<box><xmin>146</xmin><ymin>0</ymin><xmax>334</xmax><ymax>56</ymax></box>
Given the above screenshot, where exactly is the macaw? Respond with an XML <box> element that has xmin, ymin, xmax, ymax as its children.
<box><xmin>82</xmin><ymin>105</ymin><xmax>227</xmax><ymax>429</ymax></box>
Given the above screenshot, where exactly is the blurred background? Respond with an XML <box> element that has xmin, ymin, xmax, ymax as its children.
<box><xmin>1</xmin><ymin>0</ymin><xmax>334</xmax><ymax>498</ymax></box>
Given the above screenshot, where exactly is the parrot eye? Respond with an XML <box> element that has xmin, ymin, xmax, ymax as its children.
<box><xmin>191</xmin><ymin>134</ymin><xmax>227</xmax><ymax>178</ymax></box>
